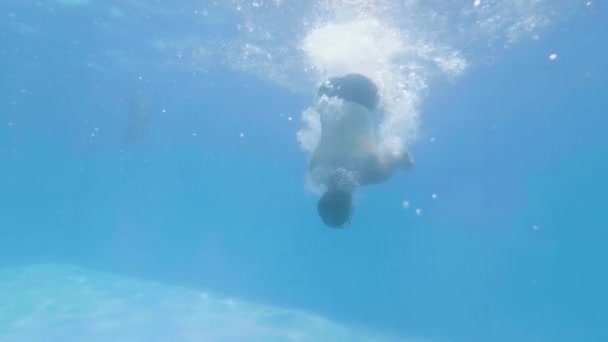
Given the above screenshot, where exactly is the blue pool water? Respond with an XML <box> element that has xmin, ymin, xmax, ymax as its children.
<box><xmin>1</xmin><ymin>1</ymin><xmax>607</xmax><ymax>341</ymax></box>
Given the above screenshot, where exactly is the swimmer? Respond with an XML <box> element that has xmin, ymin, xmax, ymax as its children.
<box><xmin>308</xmin><ymin>73</ymin><xmax>413</xmax><ymax>228</ymax></box>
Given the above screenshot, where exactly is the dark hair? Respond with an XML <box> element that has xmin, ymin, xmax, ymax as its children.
<box><xmin>317</xmin><ymin>188</ymin><xmax>353</xmax><ymax>228</ymax></box>
<box><xmin>317</xmin><ymin>73</ymin><xmax>379</xmax><ymax>111</ymax></box>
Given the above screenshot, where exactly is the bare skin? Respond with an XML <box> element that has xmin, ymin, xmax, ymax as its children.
<box><xmin>357</xmin><ymin>151</ymin><xmax>412</xmax><ymax>186</ymax></box>
<box><xmin>309</xmin><ymin>101</ymin><xmax>412</xmax><ymax>189</ymax></box>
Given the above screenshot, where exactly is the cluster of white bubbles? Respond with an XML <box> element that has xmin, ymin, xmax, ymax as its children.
<box><xmin>50</xmin><ymin>0</ymin><xmax>579</xmax><ymax>160</ymax></box>
<box><xmin>219</xmin><ymin>0</ymin><xmax>577</xmax><ymax>164</ymax></box>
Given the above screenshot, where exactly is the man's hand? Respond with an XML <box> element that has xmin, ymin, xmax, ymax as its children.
<box><xmin>387</xmin><ymin>151</ymin><xmax>414</xmax><ymax>172</ymax></box>
<box><xmin>401</xmin><ymin>152</ymin><xmax>414</xmax><ymax>172</ymax></box>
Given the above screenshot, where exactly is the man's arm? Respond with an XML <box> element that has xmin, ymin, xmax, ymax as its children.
<box><xmin>358</xmin><ymin>155</ymin><xmax>394</xmax><ymax>185</ymax></box>
<box><xmin>358</xmin><ymin>152</ymin><xmax>413</xmax><ymax>186</ymax></box>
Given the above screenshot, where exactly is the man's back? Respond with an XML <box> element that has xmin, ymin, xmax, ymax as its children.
<box><xmin>309</xmin><ymin>100</ymin><xmax>378</xmax><ymax>173</ymax></box>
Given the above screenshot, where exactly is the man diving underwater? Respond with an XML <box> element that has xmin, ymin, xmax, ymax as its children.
<box><xmin>308</xmin><ymin>73</ymin><xmax>412</xmax><ymax>228</ymax></box>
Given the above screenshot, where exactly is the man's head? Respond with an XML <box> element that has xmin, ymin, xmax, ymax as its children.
<box><xmin>317</xmin><ymin>73</ymin><xmax>379</xmax><ymax>111</ymax></box>
<box><xmin>317</xmin><ymin>188</ymin><xmax>353</xmax><ymax>228</ymax></box>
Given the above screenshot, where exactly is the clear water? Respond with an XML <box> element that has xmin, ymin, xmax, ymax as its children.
<box><xmin>1</xmin><ymin>1</ymin><xmax>606</xmax><ymax>341</ymax></box>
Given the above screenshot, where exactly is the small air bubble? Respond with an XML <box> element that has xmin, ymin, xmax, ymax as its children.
<box><xmin>532</xmin><ymin>225</ymin><xmax>539</xmax><ymax>231</ymax></box>
<box><xmin>432</xmin><ymin>194</ymin><xmax>437</xmax><ymax>199</ymax></box>
<box><xmin>239</xmin><ymin>133</ymin><xmax>245</xmax><ymax>138</ymax></box>
<box><xmin>415</xmin><ymin>208</ymin><xmax>422</xmax><ymax>216</ymax></box>
<box><xmin>473</xmin><ymin>0</ymin><xmax>481</xmax><ymax>7</ymax></box>
<box><xmin>402</xmin><ymin>201</ymin><xmax>409</xmax><ymax>209</ymax></box>
<box><xmin>549</xmin><ymin>53</ymin><xmax>558</xmax><ymax>61</ymax></box>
